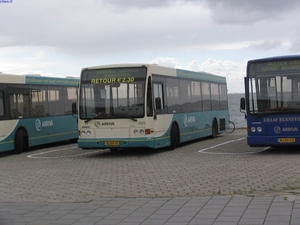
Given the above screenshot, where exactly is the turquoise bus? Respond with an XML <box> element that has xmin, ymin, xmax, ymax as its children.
<box><xmin>0</xmin><ymin>73</ymin><xmax>79</xmax><ymax>153</ymax></box>
<box><xmin>240</xmin><ymin>55</ymin><xmax>300</xmax><ymax>147</ymax></box>
<box><xmin>74</xmin><ymin>64</ymin><xmax>229</xmax><ymax>150</ymax></box>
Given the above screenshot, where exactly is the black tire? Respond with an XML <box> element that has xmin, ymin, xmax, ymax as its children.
<box><xmin>167</xmin><ymin>124</ymin><xmax>179</xmax><ymax>150</ymax></box>
<box><xmin>14</xmin><ymin>129</ymin><xmax>25</xmax><ymax>154</ymax></box>
<box><xmin>211</xmin><ymin>120</ymin><xmax>218</xmax><ymax>139</ymax></box>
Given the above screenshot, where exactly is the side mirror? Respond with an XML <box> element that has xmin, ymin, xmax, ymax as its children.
<box><xmin>240</xmin><ymin>97</ymin><xmax>247</xmax><ymax>119</ymax></box>
<box><xmin>240</xmin><ymin>98</ymin><xmax>245</xmax><ymax>111</ymax></box>
<box><xmin>155</xmin><ymin>97</ymin><xmax>162</xmax><ymax>110</ymax></box>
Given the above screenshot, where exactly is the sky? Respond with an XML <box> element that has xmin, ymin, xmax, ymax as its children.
<box><xmin>1</xmin><ymin>0</ymin><xmax>300</xmax><ymax>93</ymax></box>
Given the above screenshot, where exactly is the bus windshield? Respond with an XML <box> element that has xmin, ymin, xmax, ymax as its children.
<box><xmin>79</xmin><ymin>67</ymin><xmax>147</xmax><ymax>120</ymax></box>
<box><xmin>248</xmin><ymin>74</ymin><xmax>300</xmax><ymax>115</ymax></box>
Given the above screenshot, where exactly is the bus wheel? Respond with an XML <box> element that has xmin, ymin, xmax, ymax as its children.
<box><xmin>168</xmin><ymin>124</ymin><xmax>179</xmax><ymax>150</ymax></box>
<box><xmin>14</xmin><ymin>129</ymin><xmax>26</xmax><ymax>154</ymax></box>
<box><xmin>212</xmin><ymin>120</ymin><xmax>218</xmax><ymax>139</ymax></box>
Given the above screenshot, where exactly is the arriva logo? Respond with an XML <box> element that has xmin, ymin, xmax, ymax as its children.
<box><xmin>183</xmin><ymin>115</ymin><xmax>196</xmax><ymax>127</ymax></box>
<box><xmin>282</xmin><ymin>127</ymin><xmax>298</xmax><ymax>132</ymax></box>
<box><xmin>35</xmin><ymin>119</ymin><xmax>54</xmax><ymax>131</ymax></box>
<box><xmin>35</xmin><ymin>119</ymin><xmax>41</xmax><ymax>131</ymax></box>
<box><xmin>274</xmin><ymin>126</ymin><xmax>298</xmax><ymax>134</ymax></box>
<box><xmin>183</xmin><ymin>115</ymin><xmax>188</xmax><ymax>127</ymax></box>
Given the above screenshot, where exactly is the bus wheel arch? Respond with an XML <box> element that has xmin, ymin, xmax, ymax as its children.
<box><xmin>14</xmin><ymin>128</ymin><xmax>29</xmax><ymax>154</ymax></box>
<box><xmin>168</xmin><ymin>122</ymin><xmax>180</xmax><ymax>150</ymax></box>
<box><xmin>211</xmin><ymin>118</ymin><xmax>218</xmax><ymax>139</ymax></box>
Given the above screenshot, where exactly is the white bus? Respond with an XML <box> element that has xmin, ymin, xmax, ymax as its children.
<box><xmin>0</xmin><ymin>73</ymin><xmax>79</xmax><ymax>153</ymax></box>
<box><xmin>74</xmin><ymin>64</ymin><xmax>229</xmax><ymax>151</ymax></box>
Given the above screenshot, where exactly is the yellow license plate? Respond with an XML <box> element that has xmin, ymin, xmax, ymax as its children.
<box><xmin>105</xmin><ymin>141</ymin><xmax>120</xmax><ymax>146</ymax></box>
<box><xmin>278</xmin><ymin>138</ymin><xmax>296</xmax><ymax>143</ymax></box>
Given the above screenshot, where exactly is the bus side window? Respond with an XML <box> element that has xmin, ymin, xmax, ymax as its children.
<box><xmin>154</xmin><ymin>83</ymin><xmax>164</xmax><ymax>111</ymax></box>
<box><xmin>202</xmin><ymin>82</ymin><xmax>211</xmax><ymax>111</ymax></box>
<box><xmin>155</xmin><ymin>97</ymin><xmax>162</xmax><ymax>109</ymax></box>
<box><xmin>65</xmin><ymin>87</ymin><xmax>77</xmax><ymax>115</ymax></box>
<box><xmin>48</xmin><ymin>88</ymin><xmax>64</xmax><ymax>115</ymax></box>
<box><xmin>9</xmin><ymin>94</ymin><xmax>22</xmax><ymax>119</ymax></box>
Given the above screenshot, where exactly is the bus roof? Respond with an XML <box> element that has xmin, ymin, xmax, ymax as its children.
<box><xmin>81</xmin><ymin>63</ymin><xmax>226</xmax><ymax>83</ymax></box>
<box><xmin>248</xmin><ymin>55</ymin><xmax>300</xmax><ymax>64</ymax></box>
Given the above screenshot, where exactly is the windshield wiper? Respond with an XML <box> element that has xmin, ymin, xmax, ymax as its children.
<box><xmin>84</xmin><ymin>118</ymin><xmax>93</xmax><ymax>122</ymax></box>
<box><xmin>83</xmin><ymin>114</ymin><xmax>97</xmax><ymax>122</ymax></box>
<box><xmin>127</xmin><ymin>116</ymin><xmax>137</xmax><ymax>121</ymax></box>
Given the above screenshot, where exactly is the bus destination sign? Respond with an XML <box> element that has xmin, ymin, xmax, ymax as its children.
<box><xmin>85</xmin><ymin>67</ymin><xmax>146</xmax><ymax>85</ymax></box>
<box><xmin>250</xmin><ymin>59</ymin><xmax>300</xmax><ymax>75</ymax></box>
<box><xmin>25</xmin><ymin>76</ymin><xmax>78</xmax><ymax>86</ymax></box>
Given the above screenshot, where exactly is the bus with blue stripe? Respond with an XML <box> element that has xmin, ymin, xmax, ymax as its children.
<box><xmin>240</xmin><ymin>55</ymin><xmax>300</xmax><ymax>147</ymax></box>
<box><xmin>0</xmin><ymin>73</ymin><xmax>79</xmax><ymax>153</ymax></box>
<box><xmin>75</xmin><ymin>64</ymin><xmax>229</xmax><ymax>150</ymax></box>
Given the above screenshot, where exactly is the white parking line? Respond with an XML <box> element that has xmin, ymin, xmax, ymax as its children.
<box><xmin>198</xmin><ymin>137</ymin><xmax>270</xmax><ymax>154</ymax></box>
<box><xmin>27</xmin><ymin>146</ymin><xmax>104</xmax><ymax>159</ymax></box>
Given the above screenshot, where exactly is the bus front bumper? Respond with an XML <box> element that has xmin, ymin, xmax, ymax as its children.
<box><xmin>77</xmin><ymin>137</ymin><xmax>168</xmax><ymax>149</ymax></box>
<box><xmin>247</xmin><ymin>135</ymin><xmax>300</xmax><ymax>147</ymax></box>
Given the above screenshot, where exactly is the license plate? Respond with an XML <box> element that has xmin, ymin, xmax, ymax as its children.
<box><xmin>105</xmin><ymin>141</ymin><xmax>120</xmax><ymax>146</ymax></box>
<box><xmin>278</xmin><ymin>138</ymin><xmax>296</xmax><ymax>143</ymax></box>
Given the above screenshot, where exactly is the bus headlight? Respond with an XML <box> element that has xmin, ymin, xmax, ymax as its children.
<box><xmin>257</xmin><ymin>127</ymin><xmax>262</xmax><ymax>132</ymax></box>
<box><xmin>81</xmin><ymin>130</ymin><xmax>91</xmax><ymax>136</ymax></box>
<box><xmin>133</xmin><ymin>129</ymin><xmax>145</xmax><ymax>135</ymax></box>
<box><xmin>251</xmin><ymin>127</ymin><xmax>256</xmax><ymax>132</ymax></box>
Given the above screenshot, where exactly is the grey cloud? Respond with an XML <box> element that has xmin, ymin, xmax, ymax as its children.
<box><xmin>1</xmin><ymin>0</ymin><xmax>299</xmax><ymax>58</ymax></box>
<box><xmin>288</xmin><ymin>40</ymin><xmax>300</xmax><ymax>53</ymax></box>
<box><xmin>202</xmin><ymin>0</ymin><xmax>300</xmax><ymax>24</ymax></box>
<box><xmin>102</xmin><ymin>0</ymin><xmax>171</xmax><ymax>8</ymax></box>
<box><xmin>102</xmin><ymin>0</ymin><xmax>203</xmax><ymax>8</ymax></box>
<box><xmin>248</xmin><ymin>40</ymin><xmax>282</xmax><ymax>51</ymax></box>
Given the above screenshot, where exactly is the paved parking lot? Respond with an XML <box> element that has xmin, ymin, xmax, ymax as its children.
<box><xmin>1</xmin><ymin>129</ymin><xmax>300</xmax><ymax>202</ymax></box>
<box><xmin>1</xmin><ymin>129</ymin><xmax>300</xmax><ymax>224</ymax></box>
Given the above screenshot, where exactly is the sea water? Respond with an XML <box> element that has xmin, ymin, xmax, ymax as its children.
<box><xmin>228</xmin><ymin>93</ymin><xmax>246</xmax><ymax>128</ymax></box>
